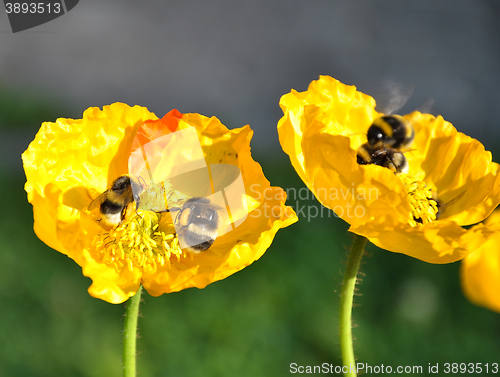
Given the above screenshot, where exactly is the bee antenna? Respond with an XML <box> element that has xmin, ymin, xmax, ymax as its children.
<box><xmin>169</xmin><ymin>208</ymin><xmax>183</xmax><ymax>225</ymax></box>
<box><xmin>138</xmin><ymin>176</ymin><xmax>148</xmax><ymax>190</ymax></box>
<box><xmin>415</xmin><ymin>97</ymin><xmax>435</xmax><ymax>114</ymax></box>
<box><xmin>404</xmin><ymin>148</ymin><xmax>417</xmax><ymax>154</ymax></box>
<box><xmin>165</xmin><ymin>206</ymin><xmax>181</xmax><ymax>213</ymax></box>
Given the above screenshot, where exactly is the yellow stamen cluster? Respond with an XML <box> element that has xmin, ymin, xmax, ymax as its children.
<box><xmin>397</xmin><ymin>173</ymin><xmax>439</xmax><ymax>227</ymax></box>
<box><xmin>93</xmin><ymin>210</ymin><xmax>183</xmax><ymax>270</ymax></box>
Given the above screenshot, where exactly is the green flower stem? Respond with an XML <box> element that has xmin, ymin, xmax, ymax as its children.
<box><xmin>123</xmin><ymin>285</ymin><xmax>142</xmax><ymax>377</ymax></box>
<box><xmin>339</xmin><ymin>235</ymin><xmax>367</xmax><ymax>377</ymax></box>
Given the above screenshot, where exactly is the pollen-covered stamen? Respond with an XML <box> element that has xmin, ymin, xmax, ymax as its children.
<box><xmin>397</xmin><ymin>173</ymin><xmax>439</xmax><ymax>227</ymax></box>
<box><xmin>93</xmin><ymin>210</ymin><xmax>184</xmax><ymax>270</ymax></box>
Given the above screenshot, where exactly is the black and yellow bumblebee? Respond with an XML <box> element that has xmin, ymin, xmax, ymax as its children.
<box><xmin>89</xmin><ymin>176</ymin><xmax>222</xmax><ymax>253</ymax></box>
<box><xmin>169</xmin><ymin>197</ymin><xmax>221</xmax><ymax>254</ymax></box>
<box><xmin>357</xmin><ymin>114</ymin><xmax>414</xmax><ymax>173</ymax></box>
<box><xmin>357</xmin><ymin>143</ymin><xmax>409</xmax><ymax>173</ymax></box>
<box><xmin>366</xmin><ymin>114</ymin><xmax>414</xmax><ymax>150</ymax></box>
<box><xmin>88</xmin><ymin>174</ymin><xmax>144</xmax><ymax>228</ymax></box>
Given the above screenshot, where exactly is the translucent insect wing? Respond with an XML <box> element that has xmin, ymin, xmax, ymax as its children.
<box><xmin>129</xmin><ymin>123</ymin><xmax>248</xmax><ymax>250</ymax></box>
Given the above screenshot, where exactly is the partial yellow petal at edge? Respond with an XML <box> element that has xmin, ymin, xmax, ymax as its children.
<box><xmin>460</xmin><ymin>209</ymin><xmax>500</xmax><ymax>312</ymax></box>
<box><xmin>278</xmin><ymin>75</ymin><xmax>378</xmax><ymax>190</ymax></box>
<box><xmin>406</xmin><ymin>112</ymin><xmax>500</xmax><ymax>226</ymax></box>
<box><xmin>460</xmin><ymin>238</ymin><xmax>500</xmax><ymax>313</ymax></box>
<box><xmin>350</xmin><ymin>218</ymin><xmax>500</xmax><ymax>264</ymax></box>
<box><xmin>83</xmin><ymin>251</ymin><xmax>143</xmax><ymax>304</ymax></box>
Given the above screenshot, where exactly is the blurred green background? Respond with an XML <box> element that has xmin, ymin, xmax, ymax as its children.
<box><xmin>1</xmin><ymin>1</ymin><xmax>500</xmax><ymax>376</ymax></box>
<box><xmin>1</xmin><ymin>92</ymin><xmax>499</xmax><ymax>377</ymax></box>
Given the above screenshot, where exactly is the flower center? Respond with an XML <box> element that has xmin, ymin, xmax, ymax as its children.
<box><xmin>397</xmin><ymin>173</ymin><xmax>439</xmax><ymax>227</ymax></box>
<box><xmin>92</xmin><ymin>210</ymin><xmax>184</xmax><ymax>270</ymax></box>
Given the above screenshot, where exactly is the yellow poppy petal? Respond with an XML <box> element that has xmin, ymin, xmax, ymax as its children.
<box><xmin>405</xmin><ymin>111</ymin><xmax>500</xmax><ymax>225</ymax></box>
<box><xmin>84</xmin><ymin>250</ymin><xmax>143</xmax><ymax>304</ymax></box>
<box><xmin>23</xmin><ymin>104</ymin><xmax>297</xmax><ymax>303</ymax></box>
<box><xmin>460</xmin><ymin>210</ymin><xmax>500</xmax><ymax>312</ymax></box>
<box><xmin>143</xmin><ymin>188</ymin><xmax>296</xmax><ymax>295</ymax></box>
<box><xmin>141</xmin><ymin>113</ymin><xmax>298</xmax><ymax>295</ymax></box>
<box><xmin>23</xmin><ymin>103</ymin><xmax>158</xmax><ymax>256</ymax></box>
<box><xmin>278</xmin><ymin>76</ymin><xmax>500</xmax><ymax>263</ymax></box>
<box><xmin>278</xmin><ymin>75</ymin><xmax>378</xmax><ymax>188</ymax></box>
<box><xmin>350</xmin><ymin>217</ymin><xmax>500</xmax><ymax>264</ymax></box>
<box><xmin>300</xmin><ymin>105</ymin><xmax>411</xmax><ymax>226</ymax></box>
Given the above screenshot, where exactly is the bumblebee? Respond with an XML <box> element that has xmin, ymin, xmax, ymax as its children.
<box><xmin>88</xmin><ymin>175</ymin><xmax>144</xmax><ymax>228</ymax></box>
<box><xmin>367</xmin><ymin>114</ymin><xmax>414</xmax><ymax>150</ymax></box>
<box><xmin>357</xmin><ymin>143</ymin><xmax>409</xmax><ymax>174</ymax></box>
<box><xmin>170</xmin><ymin>197</ymin><xmax>221</xmax><ymax>253</ymax></box>
<box><xmin>89</xmin><ymin>177</ymin><xmax>221</xmax><ymax>253</ymax></box>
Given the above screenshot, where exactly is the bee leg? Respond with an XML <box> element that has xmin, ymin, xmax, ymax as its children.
<box><xmin>121</xmin><ymin>205</ymin><xmax>128</xmax><ymax>222</ymax></box>
<box><xmin>105</xmin><ymin>240</ymin><xmax>115</xmax><ymax>248</ymax></box>
<box><xmin>136</xmin><ymin>211</ymin><xmax>143</xmax><ymax>219</ymax></box>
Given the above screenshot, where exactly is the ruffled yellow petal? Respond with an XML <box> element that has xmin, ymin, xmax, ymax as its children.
<box><xmin>141</xmin><ymin>113</ymin><xmax>297</xmax><ymax>295</ymax></box>
<box><xmin>23</xmin><ymin>104</ymin><xmax>297</xmax><ymax>303</ymax></box>
<box><xmin>84</xmin><ymin>250</ymin><xmax>143</xmax><ymax>304</ymax></box>
<box><xmin>22</xmin><ymin>103</ymin><xmax>158</xmax><ymax>257</ymax></box>
<box><xmin>278</xmin><ymin>76</ymin><xmax>500</xmax><ymax>263</ymax></box>
<box><xmin>405</xmin><ymin>111</ymin><xmax>500</xmax><ymax>225</ymax></box>
<box><xmin>143</xmin><ymin>187</ymin><xmax>296</xmax><ymax>294</ymax></box>
<box><xmin>460</xmin><ymin>210</ymin><xmax>500</xmax><ymax>312</ymax></box>
<box><xmin>350</xmin><ymin>216</ymin><xmax>500</xmax><ymax>264</ymax></box>
<box><xmin>278</xmin><ymin>75</ymin><xmax>378</xmax><ymax>195</ymax></box>
<box><xmin>299</xmin><ymin>105</ymin><xmax>412</xmax><ymax>226</ymax></box>
<box><xmin>22</xmin><ymin>103</ymin><xmax>159</xmax><ymax>303</ymax></box>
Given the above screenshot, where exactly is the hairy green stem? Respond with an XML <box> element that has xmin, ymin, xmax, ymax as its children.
<box><xmin>123</xmin><ymin>286</ymin><xmax>142</xmax><ymax>377</ymax></box>
<box><xmin>339</xmin><ymin>235</ymin><xmax>367</xmax><ymax>377</ymax></box>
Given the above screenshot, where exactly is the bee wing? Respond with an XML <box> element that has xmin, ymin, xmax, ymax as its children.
<box><xmin>376</xmin><ymin>79</ymin><xmax>415</xmax><ymax>115</ymax></box>
<box><xmin>87</xmin><ymin>190</ymin><xmax>108</xmax><ymax>211</ymax></box>
<box><xmin>415</xmin><ymin>97</ymin><xmax>435</xmax><ymax>114</ymax></box>
<box><xmin>137</xmin><ymin>182</ymin><xmax>188</xmax><ymax>213</ymax></box>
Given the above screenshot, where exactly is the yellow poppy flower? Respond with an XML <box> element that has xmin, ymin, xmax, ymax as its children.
<box><xmin>23</xmin><ymin>103</ymin><xmax>297</xmax><ymax>304</ymax></box>
<box><xmin>461</xmin><ymin>209</ymin><xmax>500</xmax><ymax>313</ymax></box>
<box><xmin>278</xmin><ymin>76</ymin><xmax>500</xmax><ymax>263</ymax></box>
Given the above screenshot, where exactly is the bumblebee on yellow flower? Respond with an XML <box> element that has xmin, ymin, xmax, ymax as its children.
<box><xmin>278</xmin><ymin>75</ymin><xmax>500</xmax><ymax>264</ymax></box>
<box><xmin>278</xmin><ymin>76</ymin><xmax>500</xmax><ymax>376</ymax></box>
<box><xmin>22</xmin><ymin>103</ymin><xmax>297</xmax><ymax>305</ymax></box>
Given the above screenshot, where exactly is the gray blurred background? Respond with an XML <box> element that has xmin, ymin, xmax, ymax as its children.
<box><xmin>1</xmin><ymin>2</ymin><xmax>500</xmax><ymax>377</ymax></box>
<box><xmin>1</xmin><ymin>0</ymin><xmax>500</xmax><ymax>168</ymax></box>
